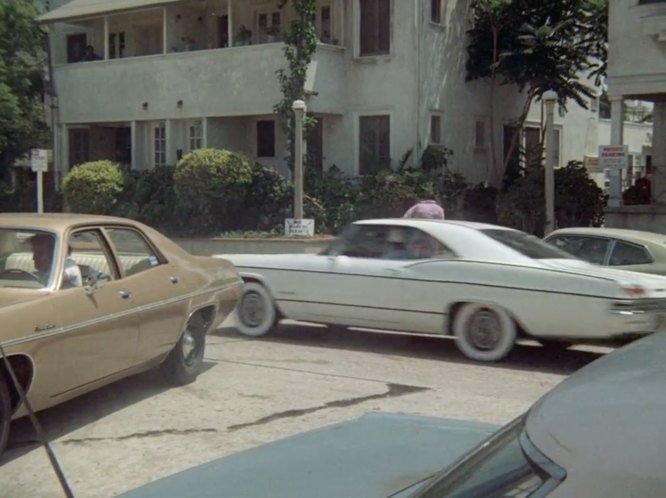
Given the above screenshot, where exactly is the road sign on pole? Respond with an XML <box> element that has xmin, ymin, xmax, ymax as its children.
<box><xmin>30</xmin><ymin>149</ymin><xmax>49</xmax><ymax>214</ymax></box>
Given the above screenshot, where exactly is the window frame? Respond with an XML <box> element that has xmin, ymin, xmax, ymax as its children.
<box><xmin>608</xmin><ymin>239</ymin><xmax>654</xmax><ymax>267</ymax></box>
<box><xmin>66</xmin><ymin>227</ymin><xmax>121</xmax><ymax>285</ymax></box>
<box><xmin>101</xmin><ymin>225</ymin><xmax>167</xmax><ymax>278</ymax></box>
<box><xmin>256</xmin><ymin>119</ymin><xmax>276</xmax><ymax>158</ymax></box>
<box><xmin>153</xmin><ymin>123</ymin><xmax>167</xmax><ymax>167</ymax></box>
<box><xmin>358</xmin><ymin>0</ymin><xmax>391</xmax><ymax>57</ymax></box>
<box><xmin>430</xmin><ymin>114</ymin><xmax>442</xmax><ymax>145</ymax></box>
<box><xmin>430</xmin><ymin>0</ymin><xmax>443</xmax><ymax>24</ymax></box>
<box><xmin>188</xmin><ymin>120</ymin><xmax>203</xmax><ymax>152</ymax></box>
<box><xmin>358</xmin><ymin>114</ymin><xmax>391</xmax><ymax>176</ymax></box>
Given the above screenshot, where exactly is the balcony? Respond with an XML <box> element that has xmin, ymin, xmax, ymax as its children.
<box><xmin>53</xmin><ymin>43</ymin><xmax>346</xmax><ymax>123</ymax></box>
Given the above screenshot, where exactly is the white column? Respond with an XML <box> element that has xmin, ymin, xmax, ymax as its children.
<box><xmin>62</xmin><ymin>125</ymin><xmax>70</xmax><ymax>173</ymax></box>
<box><xmin>202</xmin><ymin>117</ymin><xmax>208</xmax><ymax>148</ymax></box>
<box><xmin>130</xmin><ymin>121</ymin><xmax>137</xmax><ymax>170</ymax></box>
<box><xmin>653</xmin><ymin>102</ymin><xmax>666</xmax><ymax>203</ymax></box>
<box><xmin>163</xmin><ymin>7</ymin><xmax>168</xmax><ymax>54</ymax></box>
<box><xmin>165</xmin><ymin>119</ymin><xmax>174</xmax><ymax>165</ymax></box>
<box><xmin>103</xmin><ymin>16</ymin><xmax>109</xmax><ymax>59</ymax></box>
<box><xmin>608</xmin><ymin>97</ymin><xmax>624</xmax><ymax>207</ymax></box>
<box><xmin>543</xmin><ymin>91</ymin><xmax>557</xmax><ymax>235</ymax></box>
<box><xmin>228</xmin><ymin>0</ymin><xmax>233</xmax><ymax>47</ymax></box>
<box><xmin>293</xmin><ymin>100</ymin><xmax>307</xmax><ymax>219</ymax></box>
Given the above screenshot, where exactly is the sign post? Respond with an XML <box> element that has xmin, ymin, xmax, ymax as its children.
<box><xmin>599</xmin><ymin>145</ymin><xmax>629</xmax><ymax>207</ymax></box>
<box><xmin>30</xmin><ymin>149</ymin><xmax>49</xmax><ymax>213</ymax></box>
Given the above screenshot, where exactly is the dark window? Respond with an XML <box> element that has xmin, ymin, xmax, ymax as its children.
<box><xmin>609</xmin><ymin>240</ymin><xmax>653</xmax><ymax>266</ymax></box>
<box><xmin>359</xmin><ymin>0</ymin><xmax>390</xmax><ymax>56</ymax></box>
<box><xmin>482</xmin><ymin>229</ymin><xmax>574</xmax><ymax>260</ymax></box>
<box><xmin>524</xmin><ymin>127</ymin><xmax>542</xmax><ymax>168</ymax></box>
<box><xmin>431</xmin><ymin>0</ymin><xmax>442</xmax><ymax>23</ymax></box>
<box><xmin>109</xmin><ymin>32</ymin><xmax>126</xmax><ymax>59</ymax></box>
<box><xmin>218</xmin><ymin>15</ymin><xmax>229</xmax><ymax>47</ymax></box>
<box><xmin>545</xmin><ymin>235</ymin><xmax>610</xmax><ymax>264</ymax></box>
<box><xmin>69</xmin><ymin>128</ymin><xmax>90</xmax><ymax>169</ymax></box>
<box><xmin>430</xmin><ymin>115</ymin><xmax>441</xmax><ymax>144</ymax></box>
<box><xmin>359</xmin><ymin>115</ymin><xmax>390</xmax><ymax>175</ymax></box>
<box><xmin>257</xmin><ymin>120</ymin><xmax>276</xmax><ymax>158</ymax></box>
<box><xmin>67</xmin><ymin>33</ymin><xmax>86</xmax><ymax>63</ymax></box>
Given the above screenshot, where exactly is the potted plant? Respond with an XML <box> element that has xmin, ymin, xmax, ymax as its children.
<box><xmin>234</xmin><ymin>25</ymin><xmax>252</xmax><ymax>46</ymax></box>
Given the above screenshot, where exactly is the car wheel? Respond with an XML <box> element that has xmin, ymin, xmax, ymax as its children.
<box><xmin>161</xmin><ymin>317</ymin><xmax>206</xmax><ymax>386</ymax></box>
<box><xmin>453</xmin><ymin>303</ymin><xmax>516</xmax><ymax>362</ymax></box>
<box><xmin>0</xmin><ymin>377</ymin><xmax>10</xmax><ymax>457</ymax></box>
<box><xmin>236</xmin><ymin>282</ymin><xmax>277</xmax><ymax>337</ymax></box>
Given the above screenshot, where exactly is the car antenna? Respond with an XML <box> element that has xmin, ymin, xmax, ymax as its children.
<box><xmin>0</xmin><ymin>343</ymin><xmax>75</xmax><ymax>498</ymax></box>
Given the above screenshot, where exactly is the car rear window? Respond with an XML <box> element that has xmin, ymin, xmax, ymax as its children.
<box><xmin>482</xmin><ymin>229</ymin><xmax>574</xmax><ymax>260</ymax></box>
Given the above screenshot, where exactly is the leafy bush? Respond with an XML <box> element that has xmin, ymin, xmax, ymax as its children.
<box><xmin>358</xmin><ymin>168</ymin><xmax>436</xmax><ymax>219</ymax></box>
<box><xmin>62</xmin><ymin>160</ymin><xmax>123</xmax><ymax>214</ymax></box>
<box><xmin>463</xmin><ymin>184</ymin><xmax>498</xmax><ymax>223</ymax></box>
<box><xmin>497</xmin><ymin>161</ymin><xmax>605</xmax><ymax>236</ymax></box>
<box><xmin>174</xmin><ymin>149</ymin><xmax>254</xmax><ymax>234</ymax></box>
<box><xmin>305</xmin><ymin>165</ymin><xmax>360</xmax><ymax>233</ymax></box>
<box><xmin>239</xmin><ymin>163</ymin><xmax>292</xmax><ymax>231</ymax></box>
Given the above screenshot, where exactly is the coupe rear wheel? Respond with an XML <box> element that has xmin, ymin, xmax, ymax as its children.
<box><xmin>453</xmin><ymin>303</ymin><xmax>516</xmax><ymax>362</ymax></box>
<box><xmin>0</xmin><ymin>377</ymin><xmax>10</xmax><ymax>457</ymax></box>
<box><xmin>161</xmin><ymin>316</ymin><xmax>207</xmax><ymax>386</ymax></box>
<box><xmin>236</xmin><ymin>282</ymin><xmax>277</xmax><ymax>337</ymax></box>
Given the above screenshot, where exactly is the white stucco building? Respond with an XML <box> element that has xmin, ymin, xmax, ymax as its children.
<box><xmin>603</xmin><ymin>0</ymin><xmax>666</xmax><ymax>232</ymax></box>
<box><xmin>38</xmin><ymin>0</ymin><xmax>651</xmax><ymax>191</ymax></box>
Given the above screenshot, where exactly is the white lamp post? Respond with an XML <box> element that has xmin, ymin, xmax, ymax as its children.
<box><xmin>543</xmin><ymin>90</ymin><xmax>558</xmax><ymax>235</ymax></box>
<box><xmin>292</xmin><ymin>99</ymin><xmax>307</xmax><ymax>219</ymax></box>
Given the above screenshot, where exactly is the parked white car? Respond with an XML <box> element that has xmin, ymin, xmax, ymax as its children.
<box><xmin>220</xmin><ymin>219</ymin><xmax>666</xmax><ymax>361</ymax></box>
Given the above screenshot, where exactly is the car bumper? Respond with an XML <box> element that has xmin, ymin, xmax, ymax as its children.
<box><xmin>609</xmin><ymin>299</ymin><xmax>666</xmax><ymax>336</ymax></box>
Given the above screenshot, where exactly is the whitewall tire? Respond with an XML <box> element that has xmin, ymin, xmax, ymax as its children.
<box><xmin>236</xmin><ymin>282</ymin><xmax>278</xmax><ymax>337</ymax></box>
<box><xmin>453</xmin><ymin>303</ymin><xmax>517</xmax><ymax>362</ymax></box>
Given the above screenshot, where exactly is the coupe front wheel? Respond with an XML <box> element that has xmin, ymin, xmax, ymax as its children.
<box><xmin>161</xmin><ymin>317</ymin><xmax>206</xmax><ymax>386</ymax></box>
<box><xmin>0</xmin><ymin>377</ymin><xmax>11</xmax><ymax>457</ymax></box>
<box><xmin>236</xmin><ymin>282</ymin><xmax>278</xmax><ymax>337</ymax></box>
<box><xmin>453</xmin><ymin>303</ymin><xmax>517</xmax><ymax>362</ymax></box>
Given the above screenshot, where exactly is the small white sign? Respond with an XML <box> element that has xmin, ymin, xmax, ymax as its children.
<box><xmin>30</xmin><ymin>149</ymin><xmax>49</xmax><ymax>172</ymax></box>
<box><xmin>285</xmin><ymin>218</ymin><xmax>315</xmax><ymax>237</ymax></box>
<box><xmin>598</xmin><ymin>145</ymin><xmax>629</xmax><ymax>170</ymax></box>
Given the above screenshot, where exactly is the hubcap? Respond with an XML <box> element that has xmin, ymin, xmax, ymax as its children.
<box><xmin>468</xmin><ymin>309</ymin><xmax>502</xmax><ymax>350</ymax></box>
<box><xmin>181</xmin><ymin>327</ymin><xmax>197</xmax><ymax>365</ymax></box>
<box><xmin>240</xmin><ymin>291</ymin><xmax>266</xmax><ymax>327</ymax></box>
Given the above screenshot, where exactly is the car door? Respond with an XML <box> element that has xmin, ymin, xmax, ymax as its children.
<box><xmin>103</xmin><ymin>226</ymin><xmax>192</xmax><ymax>365</ymax></box>
<box><xmin>50</xmin><ymin>227</ymin><xmax>139</xmax><ymax>396</ymax></box>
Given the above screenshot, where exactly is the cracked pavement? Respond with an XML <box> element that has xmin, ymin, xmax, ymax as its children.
<box><xmin>0</xmin><ymin>317</ymin><xmax>610</xmax><ymax>497</ymax></box>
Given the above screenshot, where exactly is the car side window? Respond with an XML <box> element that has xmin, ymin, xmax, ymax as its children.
<box><xmin>550</xmin><ymin>235</ymin><xmax>610</xmax><ymax>265</ymax></box>
<box><xmin>384</xmin><ymin>227</ymin><xmax>453</xmax><ymax>260</ymax></box>
<box><xmin>608</xmin><ymin>241</ymin><xmax>652</xmax><ymax>266</ymax></box>
<box><xmin>339</xmin><ymin>225</ymin><xmax>392</xmax><ymax>258</ymax></box>
<box><xmin>67</xmin><ymin>229</ymin><xmax>117</xmax><ymax>287</ymax></box>
<box><xmin>105</xmin><ymin>227</ymin><xmax>163</xmax><ymax>277</ymax></box>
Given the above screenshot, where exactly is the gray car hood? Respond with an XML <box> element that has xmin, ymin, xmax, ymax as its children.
<box><xmin>119</xmin><ymin>412</ymin><xmax>497</xmax><ymax>498</ymax></box>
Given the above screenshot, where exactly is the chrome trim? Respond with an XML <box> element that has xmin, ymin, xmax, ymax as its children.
<box><xmin>610</xmin><ymin>298</ymin><xmax>666</xmax><ymax>314</ymax></box>
<box><xmin>0</xmin><ymin>281</ymin><xmax>240</xmax><ymax>349</ymax></box>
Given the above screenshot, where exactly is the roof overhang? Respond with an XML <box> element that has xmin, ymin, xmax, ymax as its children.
<box><xmin>37</xmin><ymin>0</ymin><xmax>182</xmax><ymax>23</ymax></box>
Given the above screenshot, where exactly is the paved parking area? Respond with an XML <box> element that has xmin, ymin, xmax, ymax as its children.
<box><xmin>0</xmin><ymin>319</ymin><xmax>610</xmax><ymax>497</ymax></box>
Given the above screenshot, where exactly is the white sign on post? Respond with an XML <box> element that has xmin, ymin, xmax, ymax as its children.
<box><xmin>30</xmin><ymin>149</ymin><xmax>49</xmax><ymax>214</ymax></box>
<box><xmin>285</xmin><ymin>218</ymin><xmax>315</xmax><ymax>237</ymax></box>
<box><xmin>30</xmin><ymin>149</ymin><xmax>49</xmax><ymax>172</ymax></box>
<box><xmin>598</xmin><ymin>145</ymin><xmax>629</xmax><ymax>170</ymax></box>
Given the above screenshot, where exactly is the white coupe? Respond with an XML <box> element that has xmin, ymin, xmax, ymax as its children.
<box><xmin>219</xmin><ymin>219</ymin><xmax>666</xmax><ymax>362</ymax></box>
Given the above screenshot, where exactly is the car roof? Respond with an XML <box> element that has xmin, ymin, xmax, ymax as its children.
<box><xmin>526</xmin><ymin>333</ymin><xmax>666</xmax><ymax>486</ymax></box>
<box><xmin>547</xmin><ymin>226</ymin><xmax>666</xmax><ymax>245</ymax></box>
<box><xmin>0</xmin><ymin>212</ymin><xmax>141</xmax><ymax>231</ymax></box>
<box><xmin>355</xmin><ymin>218</ymin><xmax>511</xmax><ymax>231</ymax></box>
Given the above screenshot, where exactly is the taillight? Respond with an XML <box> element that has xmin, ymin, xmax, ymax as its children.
<box><xmin>622</xmin><ymin>285</ymin><xmax>647</xmax><ymax>298</ymax></box>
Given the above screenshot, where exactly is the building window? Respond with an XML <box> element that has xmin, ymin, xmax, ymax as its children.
<box><xmin>109</xmin><ymin>32</ymin><xmax>126</xmax><ymax>59</ymax></box>
<box><xmin>69</xmin><ymin>128</ymin><xmax>90</xmax><ymax>168</ymax></box>
<box><xmin>524</xmin><ymin>126</ymin><xmax>542</xmax><ymax>168</ymax></box>
<box><xmin>430</xmin><ymin>115</ymin><xmax>442</xmax><ymax>144</ymax></box>
<box><xmin>189</xmin><ymin>120</ymin><xmax>203</xmax><ymax>151</ymax></box>
<box><xmin>431</xmin><ymin>0</ymin><xmax>443</xmax><ymax>24</ymax></box>
<box><xmin>153</xmin><ymin>124</ymin><xmax>166</xmax><ymax>167</ymax></box>
<box><xmin>359</xmin><ymin>115</ymin><xmax>390</xmax><ymax>175</ymax></box>
<box><xmin>553</xmin><ymin>128</ymin><xmax>561</xmax><ymax>167</ymax></box>
<box><xmin>590</xmin><ymin>97</ymin><xmax>599</xmax><ymax>113</ymax></box>
<box><xmin>474</xmin><ymin>120</ymin><xmax>486</xmax><ymax>148</ymax></box>
<box><xmin>318</xmin><ymin>4</ymin><xmax>334</xmax><ymax>43</ymax></box>
<box><xmin>257</xmin><ymin>120</ymin><xmax>276</xmax><ymax>158</ymax></box>
<box><xmin>359</xmin><ymin>0</ymin><xmax>390</xmax><ymax>56</ymax></box>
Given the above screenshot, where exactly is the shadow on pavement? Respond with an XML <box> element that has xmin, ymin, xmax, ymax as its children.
<box><xmin>1</xmin><ymin>361</ymin><xmax>217</xmax><ymax>466</ymax></box>
<box><xmin>214</xmin><ymin>323</ymin><xmax>608</xmax><ymax>376</ymax></box>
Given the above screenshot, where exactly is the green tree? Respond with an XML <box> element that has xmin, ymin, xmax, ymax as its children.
<box><xmin>0</xmin><ymin>0</ymin><xmax>49</xmax><ymax>175</ymax></box>
<box><xmin>466</xmin><ymin>0</ymin><xmax>608</xmax><ymax>188</ymax></box>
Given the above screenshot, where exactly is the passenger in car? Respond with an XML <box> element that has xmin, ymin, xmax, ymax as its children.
<box><xmin>30</xmin><ymin>234</ymin><xmax>83</xmax><ymax>288</ymax></box>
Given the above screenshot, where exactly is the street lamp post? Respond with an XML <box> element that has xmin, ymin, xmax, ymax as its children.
<box><xmin>543</xmin><ymin>90</ymin><xmax>558</xmax><ymax>235</ymax></box>
<box><xmin>292</xmin><ymin>99</ymin><xmax>307</xmax><ymax>219</ymax></box>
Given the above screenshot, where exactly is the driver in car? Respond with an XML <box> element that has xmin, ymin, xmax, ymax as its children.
<box><xmin>30</xmin><ymin>234</ymin><xmax>83</xmax><ymax>288</ymax></box>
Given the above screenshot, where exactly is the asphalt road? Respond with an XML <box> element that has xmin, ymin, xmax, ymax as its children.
<box><xmin>0</xmin><ymin>317</ymin><xmax>611</xmax><ymax>498</ymax></box>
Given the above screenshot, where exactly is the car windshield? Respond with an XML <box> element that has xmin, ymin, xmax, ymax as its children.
<box><xmin>481</xmin><ymin>229</ymin><xmax>575</xmax><ymax>260</ymax></box>
<box><xmin>0</xmin><ymin>228</ymin><xmax>57</xmax><ymax>289</ymax></box>
<box><xmin>413</xmin><ymin>414</ymin><xmax>564</xmax><ymax>498</ymax></box>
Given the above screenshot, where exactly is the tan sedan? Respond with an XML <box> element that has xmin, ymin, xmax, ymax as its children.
<box><xmin>0</xmin><ymin>214</ymin><xmax>242</xmax><ymax>456</ymax></box>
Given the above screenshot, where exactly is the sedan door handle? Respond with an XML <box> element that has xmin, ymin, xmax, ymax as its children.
<box><xmin>170</xmin><ymin>275</ymin><xmax>179</xmax><ymax>284</ymax></box>
<box><xmin>119</xmin><ymin>290</ymin><xmax>132</xmax><ymax>299</ymax></box>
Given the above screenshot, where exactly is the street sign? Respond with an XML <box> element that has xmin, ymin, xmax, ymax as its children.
<box><xmin>598</xmin><ymin>145</ymin><xmax>629</xmax><ymax>170</ymax></box>
<box><xmin>285</xmin><ymin>218</ymin><xmax>315</xmax><ymax>237</ymax></box>
<box><xmin>583</xmin><ymin>155</ymin><xmax>600</xmax><ymax>173</ymax></box>
<box><xmin>30</xmin><ymin>149</ymin><xmax>49</xmax><ymax>172</ymax></box>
